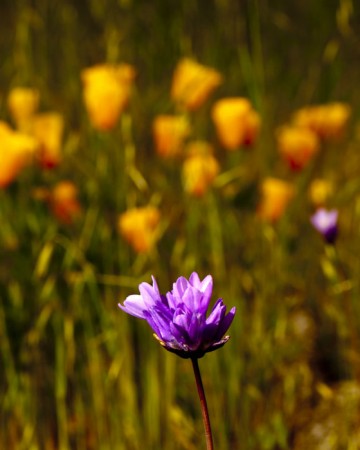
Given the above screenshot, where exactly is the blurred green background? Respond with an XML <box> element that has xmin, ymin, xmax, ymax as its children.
<box><xmin>1</xmin><ymin>0</ymin><xmax>360</xmax><ymax>449</ymax></box>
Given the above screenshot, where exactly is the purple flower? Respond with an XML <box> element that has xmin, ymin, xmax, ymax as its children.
<box><xmin>119</xmin><ymin>272</ymin><xmax>236</xmax><ymax>358</ymax></box>
<box><xmin>310</xmin><ymin>208</ymin><xmax>338</xmax><ymax>244</ymax></box>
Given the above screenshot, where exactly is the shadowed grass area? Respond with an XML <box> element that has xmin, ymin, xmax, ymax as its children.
<box><xmin>1</xmin><ymin>1</ymin><xmax>360</xmax><ymax>449</ymax></box>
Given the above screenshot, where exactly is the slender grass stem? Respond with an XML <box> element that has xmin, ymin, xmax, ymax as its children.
<box><xmin>191</xmin><ymin>357</ymin><xmax>214</xmax><ymax>450</ymax></box>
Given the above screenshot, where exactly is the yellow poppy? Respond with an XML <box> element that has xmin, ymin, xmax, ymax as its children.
<box><xmin>182</xmin><ymin>141</ymin><xmax>220</xmax><ymax>197</ymax></box>
<box><xmin>81</xmin><ymin>64</ymin><xmax>135</xmax><ymax>130</ymax></box>
<box><xmin>212</xmin><ymin>97</ymin><xmax>260</xmax><ymax>150</ymax></box>
<box><xmin>152</xmin><ymin>115</ymin><xmax>190</xmax><ymax>158</ymax></box>
<box><xmin>118</xmin><ymin>206</ymin><xmax>160</xmax><ymax>253</ymax></box>
<box><xmin>257</xmin><ymin>177</ymin><xmax>294</xmax><ymax>222</ymax></box>
<box><xmin>171</xmin><ymin>58</ymin><xmax>222</xmax><ymax>110</ymax></box>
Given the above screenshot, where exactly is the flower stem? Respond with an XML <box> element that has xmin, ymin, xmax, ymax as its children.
<box><xmin>191</xmin><ymin>357</ymin><xmax>214</xmax><ymax>450</ymax></box>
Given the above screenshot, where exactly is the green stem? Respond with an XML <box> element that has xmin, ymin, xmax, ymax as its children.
<box><xmin>191</xmin><ymin>357</ymin><xmax>214</xmax><ymax>450</ymax></box>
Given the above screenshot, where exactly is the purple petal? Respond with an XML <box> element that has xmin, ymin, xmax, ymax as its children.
<box><xmin>206</xmin><ymin>336</ymin><xmax>231</xmax><ymax>354</ymax></box>
<box><xmin>173</xmin><ymin>276</ymin><xmax>190</xmax><ymax>299</ymax></box>
<box><xmin>171</xmin><ymin>313</ymin><xmax>191</xmax><ymax>345</ymax></box>
<box><xmin>172</xmin><ymin>305</ymin><xmax>206</xmax><ymax>349</ymax></box>
<box><xmin>310</xmin><ymin>208</ymin><xmax>338</xmax><ymax>243</ymax></box>
<box><xmin>311</xmin><ymin>209</ymin><xmax>338</xmax><ymax>230</ymax></box>
<box><xmin>166</xmin><ymin>292</ymin><xmax>177</xmax><ymax>310</ymax></box>
<box><xmin>144</xmin><ymin>303</ymin><xmax>173</xmax><ymax>341</ymax></box>
<box><xmin>150</xmin><ymin>276</ymin><xmax>162</xmax><ymax>296</ymax></box>
<box><xmin>200</xmin><ymin>299</ymin><xmax>227</xmax><ymax>343</ymax></box>
<box><xmin>191</xmin><ymin>274</ymin><xmax>213</xmax><ymax>312</ymax></box>
<box><xmin>173</xmin><ymin>307</ymin><xmax>191</xmax><ymax>331</ymax></box>
<box><xmin>139</xmin><ymin>281</ymin><xmax>161</xmax><ymax>308</ymax></box>
<box><xmin>190</xmin><ymin>273</ymin><xmax>213</xmax><ymax>294</ymax></box>
<box><xmin>150</xmin><ymin>276</ymin><xmax>170</xmax><ymax>308</ymax></box>
<box><xmin>118</xmin><ymin>294</ymin><xmax>148</xmax><ymax>319</ymax></box>
<box><xmin>182</xmin><ymin>286</ymin><xmax>205</xmax><ymax>313</ymax></box>
<box><xmin>206</xmin><ymin>298</ymin><xmax>226</xmax><ymax>326</ymax></box>
<box><xmin>323</xmin><ymin>225</ymin><xmax>338</xmax><ymax>244</ymax></box>
<box><xmin>144</xmin><ymin>313</ymin><xmax>164</xmax><ymax>340</ymax></box>
<box><xmin>213</xmin><ymin>306</ymin><xmax>236</xmax><ymax>341</ymax></box>
<box><xmin>187</xmin><ymin>313</ymin><xmax>205</xmax><ymax>347</ymax></box>
<box><xmin>189</xmin><ymin>272</ymin><xmax>201</xmax><ymax>287</ymax></box>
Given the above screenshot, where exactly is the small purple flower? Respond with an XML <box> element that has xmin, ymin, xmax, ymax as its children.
<box><xmin>119</xmin><ymin>272</ymin><xmax>236</xmax><ymax>358</ymax></box>
<box><xmin>310</xmin><ymin>208</ymin><xmax>338</xmax><ymax>244</ymax></box>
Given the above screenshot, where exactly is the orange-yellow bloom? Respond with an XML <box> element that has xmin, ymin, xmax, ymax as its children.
<box><xmin>257</xmin><ymin>177</ymin><xmax>294</xmax><ymax>222</ymax></box>
<box><xmin>277</xmin><ymin>125</ymin><xmax>319</xmax><ymax>171</ymax></box>
<box><xmin>171</xmin><ymin>58</ymin><xmax>222</xmax><ymax>110</ymax></box>
<box><xmin>118</xmin><ymin>206</ymin><xmax>160</xmax><ymax>253</ymax></box>
<box><xmin>49</xmin><ymin>181</ymin><xmax>82</xmax><ymax>225</ymax></box>
<box><xmin>0</xmin><ymin>121</ymin><xmax>38</xmax><ymax>188</ymax></box>
<box><xmin>31</xmin><ymin>113</ymin><xmax>64</xmax><ymax>169</ymax></box>
<box><xmin>152</xmin><ymin>115</ymin><xmax>190</xmax><ymax>158</ymax></box>
<box><xmin>293</xmin><ymin>103</ymin><xmax>351</xmax><ymax>139</ymax></box>
<box><xmin>81</xmin><ymin>64</ymin><xmax>135</xmax><ymax>131</ymax></box>
<box><xmin>211</xmin><ymin>97</ymin><xmax>261</xmax><ymax>150</ymax></box>
<box><xmin>7</xmin><ymin>87</ymin><xmax>39</xmax><ymax>131</ymax></box>
<box><xmin>182</xmin><ymin>141</ymin><xmax>220</xmax><ymax>197</ymax></box>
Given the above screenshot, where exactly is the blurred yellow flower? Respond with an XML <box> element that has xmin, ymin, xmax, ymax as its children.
<box><xmin>50</xmin><ymin>181</ymin><xmax>82</xmax><ymax>225</ymax></box>
<box><xmin>81</xmin><ymin>63</ymin><xmax>135</xmax><ymax>131</ymax></box>
<box><xmin>211</xmin><ymin>97</ymin><xmax>261</xmax><ymax>150</ymax></box>
<box><xmin>171</xmin><ymin>58</ymin><xmax>222</xmax><ymax>110</ymax></box>
<box><xmin>31</xmin><ymin>113</ymin><xmax>64</xmax><ymax>169</ymax></box>
<box><xmin>293</xmin><ymin>102</ymin><xmax>351</xmax><ymax>139</ymax></box>
<box><xmin>118</xmin><ymin>206</ymin><xmax>160</xmax><ymax>253</ymax></box>
<box><xmin>7</xmin><ymin>87</ymin><xmax>39</xmax><ymax>132</ymax></box>
<box><xmin>277</xmin><ymin>125</ymin><xmax>319</xmax><ymax>171</ymax></box>
<box><xmin>309</xmin><ymin>178</ymin><xmax>333</xmax><ymax>206</ymax></box>
<box><xmin>0</xmin><ymin>121</ymin><xmax>38</xmax><ymax>188</ymax></box>
<box><xmin>152</xmin><ymin>115</ymin><xmax>190</xmax><ymax>158</ymax></box>
<box><xmin>257</xmin><ymin>177</ymin><xmax>294</xmax><ymax>222</ymax></box>
<box><xmin>182</xmin><ymin>141</ymin><xmax>220</xmax><ymax>197</ymax></box>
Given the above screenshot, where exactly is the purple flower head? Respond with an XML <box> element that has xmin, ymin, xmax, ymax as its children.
<box><xmin>118</xmin><ymin>272</ymin><xmax>236</xmax><ymax>358</ymax></box>
<box><xmin>310</xmin><ymin>208</ymin><xmax>338</xmax><ymax>244</ymax></box>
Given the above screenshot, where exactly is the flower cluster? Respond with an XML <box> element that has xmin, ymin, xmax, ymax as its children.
<box><xmin>7</xmin><ymin>87</ymin><xmax>65</xmax><ymax>168</ymax></box>
<box><xmin>2</xmin><ymin>58</ymin><xmax>351</xmax><ymax>248</ymax></box>
<box><xmin>277</xmin><ymin>102</ymin><xmax>351</xmax><ymax>171</ymax></box>
<box><xmin>1</xmin><ymin>86</ymin><xmax>80</xmax><ymax>226</ymax></box>
<box><xmin>293</xmin><ymin>103</ymin><xmax>351</xmax><ymax>140</ymax></box>
<box><xmin>151</xmin><ymin>59</ymin><xmax>261</xmax><ymax>201</ymax></box>
<box><xmin>119</xmin><ymin>272</ymin><xmax>236</xmax><ymax>358</ymax></box>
